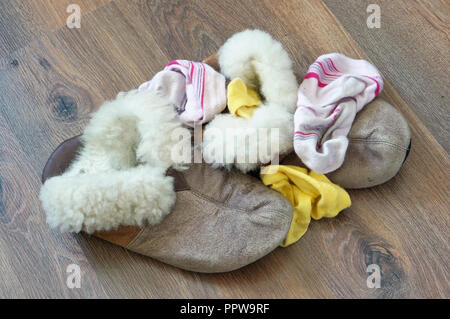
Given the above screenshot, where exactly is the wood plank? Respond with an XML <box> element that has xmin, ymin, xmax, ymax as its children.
<box><xmin>0</xmin><ymin>1</ymin><xmax>172</xmax><ymax>298</ymax></box>
<box><xmin>323</xmin><ymin>0</ymin><xmax>450</xmax><ymax>151</ymax></box>
<box><xmin>0</xmin><ymin>114</ymin><xmax>107</xmax><ymax>297</ymax></box>
<box><xmin>0</xmin><ymin>2</ymin><xmax>169</xmax><ymax>175</ymax></box>
<box><xmin>0</xmin><ymin>0</ymin><xmax>111</xmax><ymax>58</ymax></box>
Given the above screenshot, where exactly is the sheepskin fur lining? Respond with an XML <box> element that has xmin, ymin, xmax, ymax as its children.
<box><xmin>203</xmin><ymin>29</ymin><xmax>298</xmax><ymax>172</ymax></box>
<box><xmin>40</xmin><ymin>90</ymin><xmax>190</xmax><ymax>233</ymax></box>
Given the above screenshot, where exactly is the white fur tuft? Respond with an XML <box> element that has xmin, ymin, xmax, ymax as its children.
<box><xmin>40</xmin><ymin>90</ymin><xmax>190</xmax><ymax>233</ymax></box>
<box><xmin>203</xmin><ymin>29</ymin><xmax>298</xmax><ymax>172</ymax></box>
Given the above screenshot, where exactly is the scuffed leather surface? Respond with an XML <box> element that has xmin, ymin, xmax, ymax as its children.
<box><xmin>42</xmin><ymin>135</ymin><xmax>82</xmax><ymax>183</ymax></box>
<box><xmin>94</xmin><ymin>226</ymin><xmax>142</xmax><ymax>247</ymax></box>
<box><xmin>283</xmin><ymin>99</ymin><xmax>411</xmax><ymax>189</ymax></box>
<box><xmin>127</xmin><ymin>163</ymin><xmax>293</xmax><ymax>273</ymax></box>
<box><xmin>203</xmin><ymin>53</ymin><xmax>219</xmax><ymax>71</ymax></box>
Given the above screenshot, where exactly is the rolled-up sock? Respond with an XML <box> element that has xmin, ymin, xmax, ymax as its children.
<box><xmin>260</xmin><ymin>165</ymin><xmax>351</xmax><ymax>247</ymax></box>
<box><xmin>139</xmin><ymin>60</ymin><xmax>226</xmax><ymax>127</ymax></box>
<box><xmin>227</xmin><ymin>78</ymin><xmax>262</xmax><ymax>119</ymax></box>
<box><xmin>294</xmin><ymin>53</ymin><xmax>383</xmax><ymax>174</ymax></box>
<box><xmin>140</xmin><ymin>70</ymin><xmax>186</xmax><ymax>111</ymax></box>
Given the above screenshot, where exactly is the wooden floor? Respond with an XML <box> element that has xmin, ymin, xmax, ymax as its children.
<box><xmin>0</xmin><ymin>0</ymin><xmax>448</xmax><ymax>298</ymax></box>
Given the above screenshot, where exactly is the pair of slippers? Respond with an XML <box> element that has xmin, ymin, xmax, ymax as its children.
<box><xmin>40</xmin><ymin>30</ymin><xmax>411</xmax><ymax>273</ymax></box>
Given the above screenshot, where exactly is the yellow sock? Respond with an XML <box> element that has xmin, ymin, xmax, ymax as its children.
<box><xmin>227</xmin><ymin>78</ymin><xmax>261</xmax><ymax>119</ymax></box>
<box><xmin>260</xmin><ymin>165</ymin><xmax>351</xmax><ymax>247</ymax></box>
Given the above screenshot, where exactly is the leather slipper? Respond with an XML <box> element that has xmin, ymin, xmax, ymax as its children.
<box><xmin>40</xmin><ymin>90</ymin><xmax>292</xmax><ymax>273</ymax></box>
<box><xmin>281</xmin><ymin>98</ymin><xmax>411</xmax><ymax>188</ymax></box>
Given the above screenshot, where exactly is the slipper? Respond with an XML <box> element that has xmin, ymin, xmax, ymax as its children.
<box><xmin>40</xmin><ymin>89</ymin><xmax>292</xmax><ymax>273</ymax></box>
<box><xmin>281</xmin><ymin>98</ymin><xmax>411</xmax><ymax>188</ymax></box>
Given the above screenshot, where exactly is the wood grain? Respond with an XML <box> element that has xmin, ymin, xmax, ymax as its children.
<box><xmin>0</xmin><ymin>0</ymin><xmax>448</xmax><ymax>298</ymax></box>
<box><xmin>0</xmin><ymin>0</ymin><xmax>111</xmax><ymax>59</ymax></box>
<box><xmin>0</xmin><ymin>114</ymin><xmax>107</xmax><ymax>298</ymax></box>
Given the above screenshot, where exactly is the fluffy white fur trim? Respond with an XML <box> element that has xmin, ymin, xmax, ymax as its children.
<box><xmin>40</xmin><ymin>90</ymin><xmax>190</xmax><ymax>233</ymax></box>
<box><xmin>203</xmin><ymin>29</ymin><xmax>298</xmax><ymax>172</ymax></box>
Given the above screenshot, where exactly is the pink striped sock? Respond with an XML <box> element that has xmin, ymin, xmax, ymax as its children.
<box><xmin>139</xmin><ymin>60</ymin><xmax>226</xmax><ymax>127</ymax></box>
<box><xmin>294</xmin><ymin>53</ymin><xmax>383</xmax><ymax>174</ymax></box>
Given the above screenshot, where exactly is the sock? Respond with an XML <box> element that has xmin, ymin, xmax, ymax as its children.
<box><xmin>261</xmin><ymin>165</ymin><xmax>351</xmax><ymax>247</ymax></box>
<box><xmin>294</xmin><ymin>53</ymin><xmax>383</xmax><ymax>174</ymax></box>
<box><xmin>227</xmin><ymin>78</ymin><xmax>261</xmax><ymax>119</ymax></box>
<box><xmin>139</xmin><ymin>60</ymin><xmax>226</xmax><ymax>127</ymax></box>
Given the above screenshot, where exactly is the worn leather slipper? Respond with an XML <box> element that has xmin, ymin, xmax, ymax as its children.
<box><xmin>281</xmin><ymin>98</ymin><xmax>411</xmax><ymax>188</ymax></box>
<box><xmin>40</xmin><ymin>89</ymin><xmax>292</xmax><ymax>273</ymax></box>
